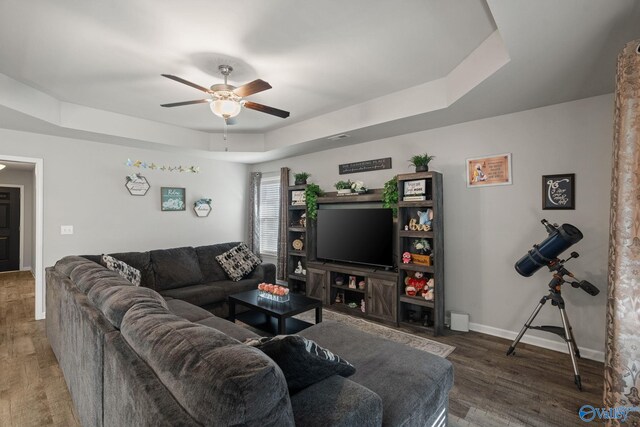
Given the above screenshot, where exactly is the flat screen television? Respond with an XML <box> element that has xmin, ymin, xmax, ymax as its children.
<box><xmin>316</xmin><ymin>208</ymin><xmax>394</xmax><ymax>268</ymax></box>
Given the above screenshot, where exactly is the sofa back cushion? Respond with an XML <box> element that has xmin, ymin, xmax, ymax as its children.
<box><xmin>108</xmin><ymin>251</ymin><xmax>156</xmax><ymax>289</ymax></box>
<box><xmin>56</xmin><ymin>256</ymin><xmax>131</xmax><ymax>294</ymax></box>
<box><xmin>150</xmin><ymin>247</ymin><xmax>204</xmax><ymax>290</ymax></box>
<box><xmin>195</xmin><ymin>242</ymin><xmax>241</xmax><ymax>282</ymax></box>
<box><xmin>120</xmin><ymin>304</ymin><xmax>295</xmax><ymax>427</ymax></box>
<box><xmin>88</xmin><ymin>284</ymin><xmax>168</xmax><ymax>329</ymax></box>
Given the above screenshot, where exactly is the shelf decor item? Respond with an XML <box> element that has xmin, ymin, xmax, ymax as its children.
<box><xmin>257</xmin><ymin>283</ymin><xmax>290</xmax><ymax>303</ymax></box>
<box><xmin>411</xmin><ymin>239</ymin><xmax>432</xmax><ymax>266</ymax></box>
<box><xmin>294</xmin><ymin>172</ymin><xmax>310</xmax><ymax>185</ymax></box>
<box><xmin>193</xmin><ymin>198</ymin><xmax>212</xmax><ymax>217</ymax></box>
<box><xmin>304</xmin><ymin>183</ymin><xmax>323</xmax><ymax>220</ymax></box>
<box><xmin>161</xmin><ymin>187</ymin><xmax>186</xmax><ymax>211</ymax></box>
<box><xmin>335</xmin><ymin>180</ymin><xmax>353</xmax><ymax>194</ymax></box>
<box><xmin>409</xmin><ymin>153</ymin><xmax>435</xmax><ymax>172</ymax></box>
<box><xmin>125</xmin><ymin>173</ymin><xmax>150</xmax><ymax>196</ymax></box>
<box><xmin>292</xmin><ymin>239</ymin><xmax>304</xmax><ymax>250</ymax></box>
<box><xmin>542</xmin><ymin>173</ymin><xmax>575</xmax><ymax>210</ymax></box>
<box><xmin>350</xmin><ymin>180</ymin><xmax>367</xmax><ymax>194</ymax></box>
<box><xmin>382</xmin><ymin>176</ymin><xmax>399</xmax><ymax>217</ymax></box>
<box><xmin>291</xmin><ymin>190</ymin><xmax>306</xmax><ymax>206</ymax></box>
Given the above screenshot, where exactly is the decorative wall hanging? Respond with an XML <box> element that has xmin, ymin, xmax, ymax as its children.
<box><xmin>466</xmin><ymin>153</ymin><xmax>512</xmax><ymax>187</ymax></box>
<box><xmin>193</xmin><ymin>198</ymin><xmax>212</xmax><ymax>217</ymax></box>
<box><xmin>126</xmin><ymin>159</ymin><xmax>200</xmax><ymax>173</ymax></box>
<box><xmin>160</xmin><ymin>187</ymin><xmax>186</xmax><ymax>211</ymax></box>
<box><xmin>291</xmin><ymin>190</ymin><xmax>306</xmax><ymax>206</ymax></box>
<box><xmin>125</xmin><ymin>173</ymin><xmax>150</xmax><ymax>196</ymax></box>
<box><xmin>542</xmin><ymin>174</ymin><xmax>575</xmax><ymax>210</ymax></box>
<box><xmin>339</xmin><ymin>157</ymin><xmax>392</xmax><ymax>174</ymax></box>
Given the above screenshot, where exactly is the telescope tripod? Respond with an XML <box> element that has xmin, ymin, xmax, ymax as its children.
<box><xmin>506</xmin><ymin>256</ymin><xmax>588</xmax><ymax>391</ymax></box>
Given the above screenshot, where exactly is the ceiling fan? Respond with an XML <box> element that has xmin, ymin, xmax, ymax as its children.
<box><xmin>160</xmin><ymin>65</ymin><xmax>290</xmax><ymax>124</ymax></box>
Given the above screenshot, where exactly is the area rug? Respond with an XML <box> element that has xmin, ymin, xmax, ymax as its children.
<box><xmin>294</xmin><ymin>309</ymin><xmax>455</xmax><ymax>358</ymax></box>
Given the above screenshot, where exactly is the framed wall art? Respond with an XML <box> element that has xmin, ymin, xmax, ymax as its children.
<box><xmin>466</xmin><ymin>153</ymin><xmax>512</xmax><ymax>188</ymax></box>
<box><xmin>542</xmin><ymin>173</ymin><xmax>575</xmax><ymax>210</ymax></box>
<box><xmin>125</xmin><ymin>173</ymin><xmax>150</xmax><ymax>196</ymax></box>
<box><xmin>161</xmin><ymin>187</ymin><xmax>186</xmax><ymax>211</ymax></box>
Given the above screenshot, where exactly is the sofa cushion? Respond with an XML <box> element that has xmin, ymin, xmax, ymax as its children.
<box><xmin>120</xmin><ymin>304</ymin><xmax>295</xmax><ymax>427</ymax></box>
<box><xmin>102</xmin><ymin>255</ymin><xmax>141</xmax><ymax>286</ymax></box>
<box><xmin>215</xmin><ymin>243</ymin><xmax>261</xmax><ymax>281</ymax></box>
<box><xmin>195</xmin><ymin>242</ymin><xmax>241</xmax><ymax>282</ymax></box>
<box><xmin>88</xmin><ymin>284</ymin><xmax>168</xmax><ymax>329</ymax></box>
<box><xmin>159</xmin><ymin>278</ymin><xmax>260</xmax><ymax>307</ymax></box>
<box><xmin>150</xmin><ymin>247</ymin><xmax>204</xmax><ymax>290</ymax></box>
<box><xmin>300</xmin><ymin>320</ymin><xmax>454</xmax><ymax>427</ymax></box>
<box><xmin>196</xmin><ymin>316</ymin><xmax>260</xmax><ymax>342</ymax></box>
<box><xmin>245</xmin><ymin>335</ymin><xmax>356</xmax><ymax>393</ymax></box>
<box><xmin>55</xmin><ymin>256</ymin><xmax>99</xmax><ymax>278</ymax></box>
<box><xmin>108</xmin><ymin>251</ymin><xmax>155</xmax><ymax>289</ymax></box>
<box><xmin>165</xmin><ymin>299</ymin><xmax>213</xmax><ymax>322</ymax></box>
<box><xmin>69</xmin><ymin>261</ymin><xmax>131</xmax><ymax>294</ymax></box>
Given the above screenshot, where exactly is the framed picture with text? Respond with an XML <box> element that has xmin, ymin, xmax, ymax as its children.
<box><xmin>542</xmin><ymin>174</ymin><xmax>575</xmax><ymax>210</ymax></box>
<box><xmin>161</xmin><ymin>187</ymin><xmax>186</xmax><ymax>211</ymax></box>
<box><xmin>466</xmin><ymin>153</ymin><xmax>512</xmax><ymax>188</ymax></box>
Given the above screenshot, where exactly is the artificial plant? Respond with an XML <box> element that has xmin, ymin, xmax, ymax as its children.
<box><xmin>382</xmin><ymin>176</ymin><xmax>398</xmax><ymax>218</ymax></box>
<box><xmin>304</xmin><ymin>183</ymin><xmax>323</xmax><ymax>220</ymax></box>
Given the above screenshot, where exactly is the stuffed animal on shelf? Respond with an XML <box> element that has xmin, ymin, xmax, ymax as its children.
<box><xmin>402</xmin><ymin>252</ymin><xmax>412</xmax><ymax>264</ymax></box>
<box><xmin>416</xmin><ymin>209</ymin><xmax>433</xmax><ymax>228</ymax></box>
<box><xmin>404</xmin><ymin>271</ymin><xmax>427</xmax><ymax>295</ymax></box>
<box><xmin>421</xmin><ymin>278</ymin><xmax>435</xmax><ymax>301</ymax></box>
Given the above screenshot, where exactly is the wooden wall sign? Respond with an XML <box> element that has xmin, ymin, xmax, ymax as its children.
<box><xmin>339</xmin><ymin>157</ymin><xmax>392</xmax><ymax>175</ymax></box>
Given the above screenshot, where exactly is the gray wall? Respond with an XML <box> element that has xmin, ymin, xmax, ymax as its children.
<box><xmin>253</xmin><ymin>94</ymin><xmax>613</xmax><ymax>359</ymax></box>
<box><xmin>0</xmin><ymin>167</ymin><xmax>34</xmax><ymax>270</ymax></box>
<box><xmin>0</xmin><ymin>128</ymin><xmax>249</xmax><ymax>312</ymax></box>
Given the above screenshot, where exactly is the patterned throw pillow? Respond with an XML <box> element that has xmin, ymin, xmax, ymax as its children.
<box><xmin>102</xmin><ymin>254</ymin><xmax>141</xmax><ymax>286</ymax></box>
<box><xmin>245</xmin><ymin>335</ymin><xmax>355</xmax><ymax>392</ymax></box>
<box><xmin>215</xmin><ymin>243</ymin><xmax>261</xmax><ymax>281</ymax></box>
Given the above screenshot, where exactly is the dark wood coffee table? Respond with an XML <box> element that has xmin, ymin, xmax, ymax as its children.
<box><xmin>228</xmin><ymin>290</ymin><xmax>322</xmax><ymax>335</ymax></box>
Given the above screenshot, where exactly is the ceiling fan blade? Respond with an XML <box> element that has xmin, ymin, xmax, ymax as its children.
<box><xmin>233</xmin><ymin>79</ymin><xmax>272</xmax><ymax>97</ymax></box>
<box><xmin>161</xmin><ymin>74</ymin><xmax>211</xmax><ymax>93</ymax></box>
<box><xmin>244</xmin><ymin>101</ymin><xmax>290</xmax><ymax>118</ymax></box>
<box><xmin>161</xmin><ymin>99</ymin><xmax>210</xmax><ymax>108</ymax></box>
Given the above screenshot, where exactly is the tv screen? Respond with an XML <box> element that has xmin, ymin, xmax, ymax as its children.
<box><xmin>316</xmin><ymin>208</ymin><xmax>394</xmax><ymax>268</ymax></box>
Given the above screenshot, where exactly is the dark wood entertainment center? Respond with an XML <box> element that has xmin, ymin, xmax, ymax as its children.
<box><xmin>286</xmin><ymin>172</ymin><xmax>444</xmax><ymax>335</ymax></box>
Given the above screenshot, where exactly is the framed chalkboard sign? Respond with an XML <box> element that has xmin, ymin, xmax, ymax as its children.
<box><xmin>542</xmin><ymin>174</ymin><xmax>575</xmax><ymax>210</ymax></box>
<box><xmin>161</xmin><ymin>187</ymin><xmax>186</xmax><ymax>211</ymax></box>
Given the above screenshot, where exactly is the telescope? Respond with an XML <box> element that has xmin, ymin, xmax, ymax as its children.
<box><xmin>508</xmin><ymin>219</ymin><xmax>599</xmax><ymax>391</ymax></box>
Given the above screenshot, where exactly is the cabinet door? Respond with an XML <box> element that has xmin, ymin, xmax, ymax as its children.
<box><xmin>307</xmin><ymin>267</ymin><xmax>328</xmax><ymax>303</ymax></box>
<box><xmin>366</xmin><ymin>278</ymin><xmax>397</xmax><ymax>323</ymax></box>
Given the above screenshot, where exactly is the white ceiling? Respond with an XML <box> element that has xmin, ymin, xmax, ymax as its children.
<box><xmin>0</xmin><ymin>0</ymin><xmax>639</xmax><ymax>163</ymax></box>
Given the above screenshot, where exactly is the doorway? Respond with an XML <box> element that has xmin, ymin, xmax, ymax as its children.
<box><xmin>0</xmin><ymin>186</ymin><xmax>21</xmax><ymax>272</ymax></box>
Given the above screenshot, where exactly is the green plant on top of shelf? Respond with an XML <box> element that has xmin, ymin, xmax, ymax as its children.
<box><xmin>304</xmin><ymin>183</ymin><xmax>323</xmax><ymax>220</ymax></box>
<box><xmin>409</xmin><ymin>153</ymin><xmax>435</xmax><ymax>172</ymax></box>
<box><xmin>334</xmin><ymin>180</ymin><xmax>352</xmax><ymax>190</ymax></box>
<box><xmin>294</xmin><ymin>172</ymin><xmax>310</xmax><ymax>185</ymax></box>
<box><xmin>382</xmin><ymin>176</ymin><xmax>398</xmax><ymax>218</ymax></box>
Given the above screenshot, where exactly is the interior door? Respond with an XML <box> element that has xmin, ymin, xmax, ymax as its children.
<box><xmin>0</xmin><ymin>187</ymin><xmax>20</xmax><ymax>272</ymax></box>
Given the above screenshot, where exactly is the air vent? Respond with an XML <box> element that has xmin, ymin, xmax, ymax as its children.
<box><xmin>327</xmin><ymin>134</ymin><xmax>350</xmax><ymax>141</ymax></box>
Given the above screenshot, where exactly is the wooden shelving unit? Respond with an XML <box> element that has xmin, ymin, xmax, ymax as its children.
<box><xmin>396</xmin><ymin>171</ymin><xmax>445</xmax><ymax>336</ymax></box>
<box><xmin>286</xmin><ymin>184</ymin><xmax>308</xmax><ymax>295</ymax></box>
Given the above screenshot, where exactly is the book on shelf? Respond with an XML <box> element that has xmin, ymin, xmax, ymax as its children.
<box><xmin>403</xmin><ymin>195</ymin><xmax>427</xmax><ymax>201</ymax></box>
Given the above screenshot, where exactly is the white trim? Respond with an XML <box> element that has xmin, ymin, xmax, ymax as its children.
<box><xmin>0</xmin><ymin>183</ymin><xmax>24</xmax><ymax>270</ymax></box>
<box><xmin>468</xmin><ymin>321</ymin><xmax>604</xmax><ymax>362</ymax></box>
<box><xmin>0</xmin><ymin>154</ymin><xmax>44</xmax><ymax>320</ymax></box>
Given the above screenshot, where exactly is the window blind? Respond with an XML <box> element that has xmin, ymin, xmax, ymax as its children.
<box><xmin>259</xmin><ymin>175</ymin><xmax>280</xmax><ymax>256</ymax></box>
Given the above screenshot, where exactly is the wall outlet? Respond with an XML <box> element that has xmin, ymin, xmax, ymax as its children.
<box><xmin>61</xmin><ymin>225</ymin><xmax>74</xmax><ymax>235</ymax></box>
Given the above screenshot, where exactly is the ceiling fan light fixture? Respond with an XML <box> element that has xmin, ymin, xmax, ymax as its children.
<box><xmin>210</xmin><ymin>99</ymin><xmax>242</xmax><ymax>119</ymax></box>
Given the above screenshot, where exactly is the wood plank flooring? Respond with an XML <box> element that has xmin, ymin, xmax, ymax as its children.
<box><xmin>0</xmin><ymin>271</ymin><xmax>80</xmax><ymax>427</ymax></box>
<box><xmin>0</xmin><ymin>271</ymin><xmax>602</xmax><ymax>427</ymax></box>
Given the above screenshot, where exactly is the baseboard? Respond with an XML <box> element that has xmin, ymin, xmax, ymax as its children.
<box><xmin>468</xmin><ymin>322</ymin><xmax>605</xmax><ymax>363</ymax></box>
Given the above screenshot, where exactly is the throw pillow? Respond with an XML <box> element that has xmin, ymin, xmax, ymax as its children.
<box><xmin>102</xmin><ymin>254</ymin><xmax>141</xmax><ymax>286</ymax></box>
<box><xmin>215</xmin><ymin>243</ymin><xmax>261</xmax><ymax>281</ymax></box>
<box><xmin>245</xmin><ymin>335</ymin><xmax>355</xmax><ymax>393</ymax></box>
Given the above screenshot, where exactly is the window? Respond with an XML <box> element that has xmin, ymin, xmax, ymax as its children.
<box><xmin>259</xmin><ymin>174</ymin><xmax>280</xmax><ymax>256</ymax></box>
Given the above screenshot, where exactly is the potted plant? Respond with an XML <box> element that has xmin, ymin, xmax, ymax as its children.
<box><xmin>304</xmin><ymin>183</ymin><xmax>323</xmax><ymax>220</ymax></box>
<box><xmin>334</xmin><ymin>180</ymin><xmax>353</xmax><ymax>194</ymax></box>
<box><xmin>294</xmin><ymin>172</ymin><xmax>310</xmax><ymax>185</ymax></box>
<box><xmin>411</xmin><ymin>239</ymin><xmax>432</xmax><ymax>266</ymax></box>
<box><xmin>382</xmin><ymin>176</ymin><xmax>398</xmax><ymax>217</ymax></box>
<box><xmin>409</xmin><ymin>153</ymin><xmax>435</xmax><ymax>172</ymax></box>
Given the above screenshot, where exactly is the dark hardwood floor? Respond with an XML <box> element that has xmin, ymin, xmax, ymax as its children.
<box><xmin>0</xmin><ymin>271</ymin><xmax>602</xmax><ymax>426</ymax></box>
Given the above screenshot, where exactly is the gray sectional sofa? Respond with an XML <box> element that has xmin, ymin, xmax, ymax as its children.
<box><xmin>83</xmin><ymin>242</ymin><xmax>275</xmax><ymax>317</ymax></box>
<box><xmin>46</xmin><ymin>252</ymin><xmax>453</xmax><ymax>427</ymax></box>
